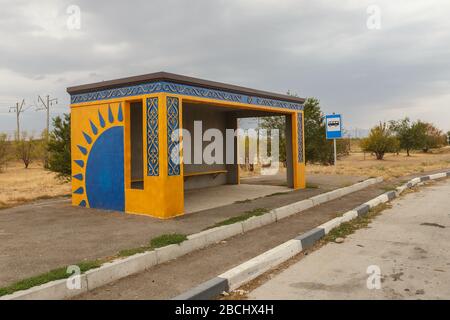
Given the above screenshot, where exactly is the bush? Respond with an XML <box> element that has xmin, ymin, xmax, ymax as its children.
<box><xmin>361</xmin><ymin>122</ymin><xmax>399</xmax><ymax>160</ymax></box>
<box><xmin>48</xmin><ymin>114</ymin><xmax>71</xmax><ymax>179</ymax></box>
<box><xmin>0</xmin><ymin>133</ymin><xmax>10</xmax><ymax>172</ymax></box>
<box><xmin>420</xmin><ymin>122</ymin><xmax>447</xmax><ymax>152</ymax></box>
<box><xmin>15</xmin><ymin>132</ymin><xmax>39</xmax><ymax>169</ymax></box>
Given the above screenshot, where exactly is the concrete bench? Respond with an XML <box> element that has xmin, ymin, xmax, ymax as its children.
<box><xmin>183</xmin><ymin>170</ymin><xmax>228</xmax><ymax>180</ymax></box>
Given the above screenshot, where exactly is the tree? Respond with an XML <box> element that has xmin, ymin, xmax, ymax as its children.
<box><xmin>389</xmin><ymin>118</ymin><xmax>424</xmax><ymax>156</ymax></box>
<box><xmin>419</xmin><ymin>122</ymin><xmax>446</xmax><ymax>152</ymax></box>
<box><xmin>15</xmin><ymin>131</ymin><xmax>37</xmax><ymax>168</ymax></box>
<box><xmin>48</xmin><ymin>114</ymin><xmax>71</xmax><ymax>178</ymax></box>
<box><xmin>0</xmin><ymin>133</ymin><xmax>10</xmax><ymax>172</ymax></box>
<box><xmin>260</xmin><ymin>116</ymin><xmax>286</xmax><ymax>165</ymax></box>
<box><xmin>360</xmin><ymin>122</ymin><xmax>399</xmax><ymax>160</ymax></box>
<box><xmin>303</xmin><ymin>97</ymin><xmax>335</xmax><ymax>164</ymax></box>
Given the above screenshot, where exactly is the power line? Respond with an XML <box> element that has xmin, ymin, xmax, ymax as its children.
<box><xmin>37</xmin><ymin>94</ymin><xmax>58</xmax><ymax>167</ymax></box>
<box><xmin>8</xmin><ymin>99</ymin><xmax>25</xmax><ymax>140</ymax></box>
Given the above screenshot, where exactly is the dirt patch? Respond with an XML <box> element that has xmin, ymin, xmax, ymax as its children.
<box><xmin>306</xmin><ymin>149</ymin><xmax>450</xmax><ymax>181</ymax></box>
<box><xmin>0</xmin><ymin>161</ymin><xmax>70</xmax><ymax>208</ymax></box>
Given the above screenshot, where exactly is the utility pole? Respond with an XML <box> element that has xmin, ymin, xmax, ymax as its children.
<box><xmin>37</xmin><ymin>95</ymin><xmax>58</xmax><ymax>167</ymax></box>
<box><xmin>9</xmin><ymin>99</ymin><xmax>25</xmax><ymax>141</ymax></box>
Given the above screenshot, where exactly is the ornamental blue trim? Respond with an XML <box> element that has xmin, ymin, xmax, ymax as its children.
<box><xmin>297</xmin><ymin>112</ymin><xmax>304</xmax><ymax>163</ymax></box>
<box><xmin>167</xmin><ymin>96</ymin><xmax>180</xmax><ymax>176</ymax></box>
<box><xmin>70</xmin><ymin>81</ymin><xmax>303</xmax><ymax>111</ymax></box>
<box><xmin>146</xmin><ymin>97</ymin><xmax>159</xmax><ymax>176</ymax></box>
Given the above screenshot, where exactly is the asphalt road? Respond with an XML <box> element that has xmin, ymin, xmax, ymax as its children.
<box><xmin>248</xmin><ymin>179</ymin><xmax>450</xmax><ymax>300</ymax></box>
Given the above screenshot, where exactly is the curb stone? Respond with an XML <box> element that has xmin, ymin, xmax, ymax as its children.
<box><xmin>295</xmin><ymin>228</ymin><xmax>325</xmax><ymax>250</ymax></box>
<box><xmin>172</xmin><ymin>277</ymin><xmax>229</xmax><ymax>300</ymax></box>
<box><xmin>174</xmin><ymin>170</ymin><xmax>450</xmax><ymax>300</ymax></box>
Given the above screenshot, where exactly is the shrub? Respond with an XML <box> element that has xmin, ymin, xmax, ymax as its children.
<box><xmin>361</xmin><ymin>122</ymin><xmax>399</xmax><ymax>160</ymax></box>
<box><xmin>0</xmin><ymin>133</ymin><xmax>10</xmax><ymax>172</ymax></box>
<box><xmin>15</xmin><ymin>132</ymin><xmax>38</xmax><ymax>168</ymax></box>
<box><xmin>48</xmin><ymin>114</ymin><xmax>71</xmax><ymax>178</ymax></box>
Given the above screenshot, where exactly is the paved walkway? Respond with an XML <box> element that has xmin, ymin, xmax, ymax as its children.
<box><xmin>0</xmin><ymin>174</ymin><xmax>362</xmax><ymax>287</ymax></box>
<box><xmin>248</xmin><ymin>179</ymin><xmax>450</xmax><ymax>300</ymax></box>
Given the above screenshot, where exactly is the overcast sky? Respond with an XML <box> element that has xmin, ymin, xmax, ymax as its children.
<box><xmin>0</xmin><ymin>0</ymin><xmax>449</xmax><ymax>136</ymax></box>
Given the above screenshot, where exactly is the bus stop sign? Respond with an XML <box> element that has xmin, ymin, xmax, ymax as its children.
<box><xmin>326</xmin><ymin>114</ymin><xmax>343</xmax><ymax>140</ymax></box>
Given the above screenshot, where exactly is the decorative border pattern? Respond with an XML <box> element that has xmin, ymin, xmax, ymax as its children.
<box><xmin>167</xmin><ymin>96</ymin><xmax>180</xmax><ymax>176</ymax></box>
<box><xmin>297</xmin><ymin>112</ymin><xmax>304</xmax><ymax>163</ymax></box>
<box><xmin>70</xmin><ymin>81</ymin><xmax>303</xmax><ymax>111</ymax></box>
<box><xmin>146</xmin><ymin>97</ymin><xmax>159</xmax><ymax>176</ymax></box>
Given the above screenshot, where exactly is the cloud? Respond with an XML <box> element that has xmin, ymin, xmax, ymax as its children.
<box><xmin>0</xmin><ymin>0</ymin><xmax>449</xmax><ymax>134</ymax></box>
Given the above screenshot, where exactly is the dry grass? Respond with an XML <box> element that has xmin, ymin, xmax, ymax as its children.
<box><xmin>0</xmin><ymin>161</ymin><xmax>70</xmax><ymax>209</ymax></box>
<box><xmin>306</xmin><ymin>147</ymin><xmax>450</xmax><ymax>180</ymax></box>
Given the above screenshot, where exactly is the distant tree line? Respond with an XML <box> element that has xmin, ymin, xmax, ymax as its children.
<box><xmin>0</xmin><ymin>131</ymin><xmax>48</xmax><ymax>172</ymax></box>
<box><xmin>361</xmin><ymin>118</ymin><xmax>448</xmax><ymax>160</ymax></box>
<box><xmin>0</xmin><ymin>114</ymin><xmax>71</xmax><ymax>178</ymax></box>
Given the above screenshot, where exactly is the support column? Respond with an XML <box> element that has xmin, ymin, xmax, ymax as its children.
<box><xmin>285</xmin><ymin>115</ymin><xmax>294</xmax><ymax>188</ymax></box>
<box><xmin>124</xmin><ymin>93</ymin><xmax>184</xmax><ymax>218</ymax></box>
<box><xmin>226</xmin><ymin>112</ymin><xmax>239</xmax><ymax>184</ymax></box>
<box><xmin>291</xmin><ymin>111</ymin><xmax>306</xmax><ymax>189</ymax></box>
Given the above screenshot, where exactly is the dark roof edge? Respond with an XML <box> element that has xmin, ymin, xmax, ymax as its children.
<box><xmin>66</xmin><ymin>71</ymin><xmax>305</xmax><ymax>104</ymax></box>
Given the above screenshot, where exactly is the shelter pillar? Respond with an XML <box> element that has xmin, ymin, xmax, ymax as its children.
<box><xmin>124</xmin><ymin>93</ymin><xmax>184</xmax><ymax>218</ymax></box>
<box><xmin>226</xmin><ymin>112</ymin><xmax>239</xmax><ymax>184</ymax></box>
<box><xmin>291</xmin><ymin>111</ymin><xmax>306</xmax><ymax>189</ymax></box>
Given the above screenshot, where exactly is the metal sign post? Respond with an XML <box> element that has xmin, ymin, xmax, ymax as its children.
<box><xmin>333</xmin><ymin>138</ymin><xmax>337</xmax><ymax>166</ymax></box>
<box><xmin>325</xmin><ymin>114</ymin><xmax>343</xmax><ymax>166</ymax></box>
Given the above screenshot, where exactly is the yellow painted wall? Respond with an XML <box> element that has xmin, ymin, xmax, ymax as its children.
<box><xmin>71</xmin><ymin>101</ymin><xmax>124</xmax><ymax>208</ymax></box>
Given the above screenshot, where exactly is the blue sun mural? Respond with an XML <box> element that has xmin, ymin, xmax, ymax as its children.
<box><xmin>72</xmin><ymin>104</ymin><xmax>125</xmax><ymax>211</ymax></box>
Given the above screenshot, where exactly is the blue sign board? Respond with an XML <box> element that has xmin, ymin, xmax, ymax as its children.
<box><xmin>325</xmin><ymin>114</ymin><xmax>343</xmax><ymax>139</ymax></box>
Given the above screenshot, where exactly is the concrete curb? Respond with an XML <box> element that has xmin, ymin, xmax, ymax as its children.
<box><xmin>172</xmin><ymin>277</ymin><xmax>229</xmax><ymax>300</ymax></box>
<box><xmin>174</xmin><ymin>170</ymin><xmax>450</xmax><ymax>300</ymax></box>
<box><xmin>0</xmin><ymin>177</ymin><xmax>383</xmax><ymax>300</ymax></box>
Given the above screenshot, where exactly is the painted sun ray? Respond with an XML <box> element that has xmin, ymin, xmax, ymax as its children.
<box><xmin>89</xmin><ymin>120</ymin><xmax>98</xmax><ymax>135</ymax></box>
<box><xmin>82</xmin><ymin>131</ymin><xmax>92</xmax><ymax>144</ymax></box>
<box><xmin>73</xmin><ymin>187</ymin><xmax>84</xmax><ymax>194</ymax></box>
<box><xmin>77</xmin><ymin>145</ymin><xmax>88</xmax><ymax>155</ymax></box>
<box><xmin>98</xmin><ymin>110</ymin><xmax>106</xmax><ymax>128</ymax></box>
<box><xmin>108</xmin><ymin>105</ymin><xmax>114</xmax><ymax>123</ymax></box>
<box><xmin>73</xmin><ymin>173</ymin><xmax>83</xmax><ymax>181</ymax></box>
<box><xmin>117</xmin><ymin>103</ymin><xmax>123</xmax><ymax>122</ymax></box>
<box><xmin>74</xmin><ymin>159</ymin><xmax>84</xmax><ymax>168</ymax></box>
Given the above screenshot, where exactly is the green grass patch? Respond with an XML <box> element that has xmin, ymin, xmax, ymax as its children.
<box><xmin>322</xmin><ymin>204</ymin><xmax>390</xmax><ymax>243</ymax></box>
<box><xmin>117</xmin><ymin>246</ymin><xmax>152</xmax><ymax>257</ymax></box>
<box><xmin>0</xmin><ymin>260</ymin><xmax>101</xmax><ymax>297</ymax></box>
<box><xmin>379</xmin><ymin>185</ymin><xmax>396</xmax><ymax>192</ymax></box>
<box><xmin>206</xmin><ymin>208</ymin><xmax>269</xmax><ymax>229</ymax></box>
<box><xmin>234</xmin><ymin>199</ymin><xmax>252</xmax><ymax>204</ymax></box>
<box><xmin>149</xmin><ymin>233</ymin><xmax>187</xmax><ymax>249</ymax></box>
<box><xmin>265</xmin><ymin>192</ymin><xmax>288</xmax><ymax>197</ymax></box>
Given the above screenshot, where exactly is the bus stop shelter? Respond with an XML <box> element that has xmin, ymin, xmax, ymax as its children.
<box><xmin>67</xmin><ymin>72</ymin><xmax>305</xmax><ymax>219</ymax></box>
